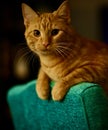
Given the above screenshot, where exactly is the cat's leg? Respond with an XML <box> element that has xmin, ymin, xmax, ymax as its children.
<box><xmin>36</xmin><ymin>68</ymin><xmax>50</xmax><ymax>100</ymax></box>
<box><xmin>51</xmin><ymin>80</ymin><xmax>71</xmax><ymax>101</ymax></box>
<box><xmin>52</xmin><ymin>66</ymin><xmax>101</xmax><ymax>101</ymax></box>
<box><xmin>52</xmin><ymin>77</ymin><xmax>84</xmax><ymax>101</ymax></box>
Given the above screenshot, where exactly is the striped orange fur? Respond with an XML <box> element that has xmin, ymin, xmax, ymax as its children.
<box><xmin>22</xmin><ymin>0</ymin><xmax>108</xmax><ymax>101</ymax></box>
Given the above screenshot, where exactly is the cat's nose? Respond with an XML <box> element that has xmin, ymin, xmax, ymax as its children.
<box><xmin>42</xmin><ymin>42</ymin><xmax>50</xmax><ymax>48</ymax></box>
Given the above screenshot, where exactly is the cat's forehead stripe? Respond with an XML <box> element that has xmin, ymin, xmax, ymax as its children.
<box><xmin>39</xmin><ymin>14</ymin><xmax>52</xmax><ymax>30</ymax></box>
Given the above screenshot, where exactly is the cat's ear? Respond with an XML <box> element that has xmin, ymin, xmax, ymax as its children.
<box><xmin>53</xmin><ymin>0</ymin><xmax>71</xmax><ymax>23</ymax></box>
<box><xmin>22</xmin><ymin>3</ymin><xmax>39</xmax><ymax>27</ymax></box>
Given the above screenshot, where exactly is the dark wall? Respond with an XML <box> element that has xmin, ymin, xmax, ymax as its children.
<box><xmin>100</xmin><ymin>6</ymin><xmax>108</xmax><ymax>43</ymax></box>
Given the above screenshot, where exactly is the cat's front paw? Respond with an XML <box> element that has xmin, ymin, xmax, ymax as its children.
<box><xmin>52</xmin><ymin>84</ymin><xmax>68</xmax><ymax>101</ymax></box>
<box><xmin>36</xmin><ymin>82</ymin><xmax>50</xmax><ymax>100</ymax></box>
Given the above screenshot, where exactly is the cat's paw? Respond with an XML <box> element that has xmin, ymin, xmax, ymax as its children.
<box><xmin>52</xmin><ymin>85</ymin><xmax>68</xmax><ymax>101</ymax></box>
<box><xmin>36</xmin><ymin>82</ymin><xmax>50</xmax><ymax>100</ymax></box>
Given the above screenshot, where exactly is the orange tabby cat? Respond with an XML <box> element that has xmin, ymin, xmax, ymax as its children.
<box><xmin>22</xmin><ymin>0</ymin><xmax>108</xmax><ymax>101</ymax></box>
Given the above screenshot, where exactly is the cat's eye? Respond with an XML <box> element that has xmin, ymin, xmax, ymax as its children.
<box><xmin>51</xmin><ymin>29</ymin><xmax>59</xmax><ymax>36</ymax></box>
<box><xmin>33</xmin><ymin>30</ymin><xmax>40</xmax><ymax>37</ymax></box>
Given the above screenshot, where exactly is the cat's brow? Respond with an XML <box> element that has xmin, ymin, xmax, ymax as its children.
<box><xmin>40</xmin><ymin>14</ymin><xmax>52</xmax><ymax>30</ymax></box>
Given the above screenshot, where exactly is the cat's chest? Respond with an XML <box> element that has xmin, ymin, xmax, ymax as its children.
<box><xmin>40</xmin><ymin>55</ymin><xmax>74</xmax><ymax>81</ymax></box>
<box><xmin>42</xmin><ymin>63</ymin><xmax>65</xmax><ymax>81</ymax></box>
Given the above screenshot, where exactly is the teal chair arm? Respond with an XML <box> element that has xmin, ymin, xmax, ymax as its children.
<box><xmin>7</xmin><ymin>80</ymin><xmax>108</xmax><ymax>130</ymax></box>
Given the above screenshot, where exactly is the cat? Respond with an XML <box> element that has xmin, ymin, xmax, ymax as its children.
<box><xmin>22</xmin><ymin>0</ymin><xmax>108</xmax><ymax>101</ymax></box>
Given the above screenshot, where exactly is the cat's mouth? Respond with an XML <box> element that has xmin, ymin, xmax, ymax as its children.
<box><xmin>37</xmin><ymin>48</ymin><xmax>53</xmax><ymax>55</ymax></box>
<box><xmin>36</xmin><ymin>44</ymin><xmax>55</xmax><ymax>55</ymax></box>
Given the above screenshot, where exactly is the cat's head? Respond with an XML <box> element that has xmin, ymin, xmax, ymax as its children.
<box><xmin>22</xmin><ymin>0</ymin><xmax>74</xmax><ymax>57</ymax></box>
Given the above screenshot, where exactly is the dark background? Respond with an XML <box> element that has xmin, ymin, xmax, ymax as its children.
<box><xmin>0</xmin><ymin>0</ymin><xmax>64</xmax><ymax>129</ymax></box>
<box><xmin>0</xmin><ymin>0</ymin><xmax>108</xmax><ymax>129</ymax></box>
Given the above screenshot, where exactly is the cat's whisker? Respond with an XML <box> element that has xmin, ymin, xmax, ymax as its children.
<box><xmin>15</xmin><ymin>43</ymin><xmax>29</xmax><ymax>54</ymax></box>
<box><xmin>15</xmin><ymin>47</ymin><xmax>31</xmax><ymax>61</ymax></box>
<box><xmin>14</xmin><ymin>42</ymin><xmax>39</xmax><ymax>75</ymax></box>
<box><xmin>58</xmin><ymin>46</ymin><xmax>70</xmax><ymax>51</ymax></box>
<box><xmin>57</xmin><ymin>45</ymin><xmax>73</xmax><ymax>51</ymax></box>
<box><xmin>56</xmin><ymin>47</ymin><xmax>70</xmax><ymax>58</ymax></box>
<box><xmin>56</xmin><ymin>48</ymin><xmax>64</xmax><ymax>57</ymax></box>
<box><xmin>55</xmin><ymin>48</ymin><xmax>66</xmax><ymax>58</ymax></box>
<box><xmin>17</xmin><ymin>51</ymin><xmax>31</xmax><ymax>64</ymax></box>
<box><xmin>58</xmin><ymin>48</ymin><xmax>69</xmax><ymax>57</ymax></box>
<box><xmin>56</xmin><ymin>46</ymin><xmax>71</xmax><ymax>57</ymax></box>
<box><xmin>57</xmin><ymin>45</ymin><xmax>77</xmax><ymax>58</ymax></box>
<box><xmin>16</xmin><ymin>47</ymin><xmax>30</xmax><ymax>58</ymax></box>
